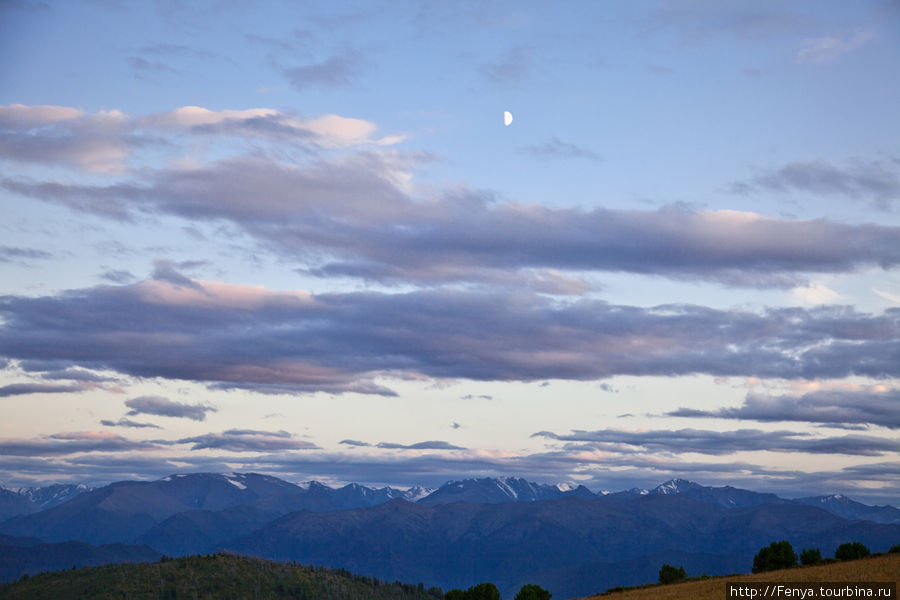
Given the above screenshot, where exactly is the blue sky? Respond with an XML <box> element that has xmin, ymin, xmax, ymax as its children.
<box><xmin>0</xmin><ymin>0</ymin><xmax>898</xmax><ymax>503</ymax></box>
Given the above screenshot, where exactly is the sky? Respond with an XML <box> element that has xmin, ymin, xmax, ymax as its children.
<box><xmin>0</xmin><ymin>0</ymin><xmax>898</xmax><ymax>504</ymax></box>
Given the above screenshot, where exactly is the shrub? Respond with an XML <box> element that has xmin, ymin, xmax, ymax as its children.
<box><xmin>752</xmin><ymin>540</ymin><xmax>798</xmax><ymax>573</ymax></box>
<box><xmin>515</xmin><ymin>583</ymin><xmax>552</xmax><ymax>600</ymax></box>
<box><xmin>835</xmin><ymin>541</ymin><xmax>870</xmax><ymax>561</ymax></box>
<box><xmin>658</xmin><ymin>564</ymin><xmax>686</xmax><ymax>584</ymax></box>
<box><xmin>468</xmin><ymin>583</ymin><xmax>501</xmax><ymax>600</ymax></box>
<box><xmin>800</xmin><ymin>548</ymin><xmax>822</xmax><ymax>565</ymax></box>
<box><xmin>887</xmin><ymin>544</ymin><xmax>900</xmax><ymax>554</ymax></box>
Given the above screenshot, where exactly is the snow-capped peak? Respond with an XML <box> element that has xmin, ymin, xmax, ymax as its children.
<box><xmin>296</xmin><ymin>480</ymin><xmax>331</xmax><ymax>491</ymax></box>
<box><xmin>403</xmin><ymin>486</ymin><xmax>434</xmax><ymax>502</ymax></box>
<box><xmin>653</xmin><ymin>478</ymin><xmax>697</xmax><ymax>494</ymax></box>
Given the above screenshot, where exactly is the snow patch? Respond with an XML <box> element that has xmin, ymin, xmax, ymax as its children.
<box><xmin>223</xmin><ymin>473</ymin><xmax>247</xmax><ymax>490</ymax></box>
<box><xmin>495</xmin><ymin>478</ymin><xmax>518</xmax><ymax>499</ymax></box>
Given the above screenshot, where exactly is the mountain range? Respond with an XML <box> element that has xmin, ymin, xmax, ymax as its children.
<box><xmin>1</xmin><ymin>474</ymin><xmax>898</xmax><ymax>598</ymax></box>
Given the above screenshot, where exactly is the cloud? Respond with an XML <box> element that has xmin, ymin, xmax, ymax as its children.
<box><xmin>339</xmin><ymin>439</ymin><xmax>371</xmax><ymax>447</ymax></box>
<box><xmin>2</xmin><ymin>105</ymin><xmax>898</xmax><ymax>289</ymax></box>
<box><xmin>376</xmin><ymin>440</ymin><xmax>466</xmax><ymax>451</ymax></box>
<box><xmin>481</xmin><ymin>46</ymin><xmax>530</xmax><ymax>84</ymax></box>
<box><xmin>796</xmin><ymin>29</ymin><xmax>875</xmax><ymax>64</ymax></box>
<box><xmin>732</xmin><ymin>157</ymin><xmax>900</xmax><ymax>210</ymax></box>
<box><xmin>176</xmin><ymin>429</ymin><xmax>319</xmax><ymax>452</ymax></box>
<box><xmin>1</xmin><ymin>178</ymin><xmax>141</xmax><ymax>220</ymax></box>
<box><xmin>125</xmin><ymin>395</ymin><xmax>216</xmax><ymax>421</ymax></box>
<box><xmin>533</xmin><ymin>428</ymin><xmax>900</xmax><ymax>457</ymax></box>
<box><xmin>0</xmin><ymin>104</ymin><xmax>402</xmax><ymax>177</ymax></box>
<box><xmin>99</xmin><ymin>269</ymin><xmax>136</xmax><ymax>284</ymax></box>
<box><xmin>0</xmin><ymin>431</ymin><xmax>162</xmax><ymax>456</ymax></box>
<box><xmin>127</xmin><ymin>56</ymin><xmax>176</xmax><ymax>74</ymax></box>
<box><xmin>0</xmin><ymin>105</ymin><xmax>141</xmax><ymax>173</ymax></box>
<box><xmin>0</xmin><ymin>104</ymin><xmax>84</xmax><ymax>127</ymax></box>
<box><xmin>139</xmin><ymin>43</ymin><xmax>218</xmax><ymax>60</ymax></box>
<box><xmin>151</xmin><ymin>258</ymin><xmax>209</xmax><ymax>292</ymax></box>
<box><xmin>100</xmin><ymin>418</ymin><xmax>162</xmax><ymax>429</ymax></box>
<box><xmin>0</xmin><ymin>245</ymin><xmax>52</xmax><ymax>263</ymax></box>
<box><xmin>0</xmin><ymin>383</ymin><xmax>87</xmax><ymax>397</ymax></box>
<box><xmin>8</xmin><ymin>152</ymin><xmax>900</xmax><ymax>288</ymax></box>
<box><xmin>648</xmin><ymin>2</ymin><xmax>805</xmax><ymax>43</ymax></box>
<box><xmin>282</xmin><ymin>47</ymin><xmax>363</xmax><ymax>90</ymax></box>
<box><xmin>519</xmin><ymin>137</ymin><xmax>601</xmax><ymax>162</ymax></box>
<box><xmin>667</xmin><ymin>387</ymin><xmax>900</xmax><ymax>429</ymax></box>
<box><xmin>874</xmin><ymin>288</ymin><xmax>900</xmax><ymax>304</ymax></box>
<box><xmin>38</xmin><ymin>368</ymin><xmax>118</xmax><ymax>383</ymax></box>
<box><xmin>141</xmin><ymin>106</ymin><xmax>401</xmax><ymax>147</ymax></box>
<box><xmin>1</xmin><ymin>274</ymin><xmax>900</xmax><ymax>394</ymax></box>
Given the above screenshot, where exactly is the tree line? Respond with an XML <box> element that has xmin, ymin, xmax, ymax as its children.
<box><xmin>751</xmin><ymin>539</ymin><xmax>890</xmax><ymax>572</ymax></box>
<box><xmin>653</xmin><ymin>539</ymin><xmax>898</xmax><ymax>589</ymax></box>
<box><xmin>444</xmin><ymin>582</ymin><xmax>551</xmax><ymax>600</ymax></box>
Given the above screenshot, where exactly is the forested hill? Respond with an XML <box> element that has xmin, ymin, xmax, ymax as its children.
<box><xmin>0</xmin><ymin>553</ymin><xmax>445</xmax><ymax>600</ymax></box>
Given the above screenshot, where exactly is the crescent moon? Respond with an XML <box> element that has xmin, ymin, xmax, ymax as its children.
<box><xmin>504</xmin><ymin>111</ymin><xmax>513</xmax><ymax>126</ymax></box>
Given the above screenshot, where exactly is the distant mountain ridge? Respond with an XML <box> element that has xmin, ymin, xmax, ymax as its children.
<box><xmin>418</xmin><ymin>476</ymin><xmax>595</xmax><ymax>505</ymax></box>
<box><xmin>14</xmin><ymin>484</ymin><xmax>94</xmax><ymax>510</ymax></box>
<box><xmin>0</xmin><ymin>484</ymin><xmax>92</xmax><ymax>522</ymax></box>
<box><xmin>2</xmin><ymin>474</ymin><xmax>897</xmax><ymax>532</ymax></box>
<box><xmin>643</xmin><ymin>478</ymin><xmax>900</xmax><ymax>524</ymax></box>
<box><xmin>1</xmin><ymin>473</ymin><xmax>899</xmax><ymax>597</ymax></box>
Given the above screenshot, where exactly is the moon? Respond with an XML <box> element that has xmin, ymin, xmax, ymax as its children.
<box><xmin>503</xmin><ymin>110</ymin><xmax>513</xmax><ymax>126</ymax></box>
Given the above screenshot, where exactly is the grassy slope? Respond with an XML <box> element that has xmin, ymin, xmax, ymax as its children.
<box><xmin>580</xmin><ymin>554</ymin><xmax>900</xmax><ymax>600</ymax></box>
<box><xmin>0</xmin><ymin>553</ymin><xmax>444</xmax><ymax>600</ymax></box>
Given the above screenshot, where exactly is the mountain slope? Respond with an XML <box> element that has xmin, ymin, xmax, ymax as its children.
<box><xmin>791</xmin><ymin>494</ymin><xmax>900</xmax><ymax>525</ymax></box>
<box><xmin>0</xmin><ymin>539</ymin><xmax>159</xmax><ymax>583</ymax></box>
<box><xmin>135</xmin><ymin>505</ymin><xmax>280</xmax><ymax>556</ymax></box>
<box><xmin>583</xmin><ymin>553</ymin><xmax>900</xmax><ymax>599</ymax></box>
<box><xmin>0</xmin><ymin>553</ymin><xmax>445</xmax><ymax>600</ymax></box>
<box><xmin>0</xmin><ymin>490</ymin><xmax>36</xmax><ymax>524</ymax></box>
<box><xmin>221</xmin><ymin>494</ymin><xmax>900</xmax><ymax>600</ymax></box>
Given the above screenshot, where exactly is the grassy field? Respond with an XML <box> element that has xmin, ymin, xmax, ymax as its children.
<box><xmin>580</xmin><ymin>554</ymin><xmax>899</xmax><ymax>600</ymax></box>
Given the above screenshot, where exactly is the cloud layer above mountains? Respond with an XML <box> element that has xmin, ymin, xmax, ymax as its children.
<box><xmin>1</xmin><ymin>271</ymin><xmax>899</xmax><ymax>396</ymax></box>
